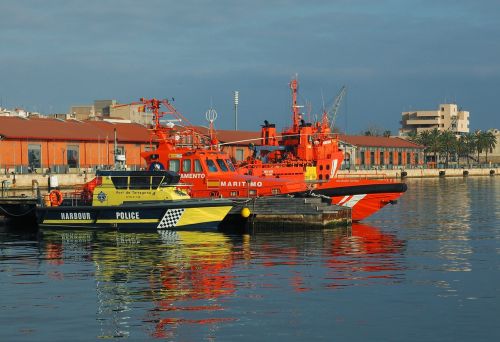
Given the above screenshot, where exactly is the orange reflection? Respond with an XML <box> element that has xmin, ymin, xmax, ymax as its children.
<box><xmin>45</xmin><ymin>242</ymin><xmax>63</xmax><ymax>265</ymax></box>
<box><xmin>148</xmin><ymin>232</ymin><xmax>236</xmax><ymax>339</ymax></box>
<box><xmin>325</xmin><ymin>223</ymin><xmax>405</xmax><ymax>282</ymax></box>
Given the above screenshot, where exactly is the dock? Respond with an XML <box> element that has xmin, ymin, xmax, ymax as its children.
<box><xmin>0</xmin><ymin>196</ymin><xmax>38</xmax><ymax>226</ymax></box>
<box><xmin>221</xmin><ymin>196</ymin><xmax>351</xmax><ymax>233</ymax></box>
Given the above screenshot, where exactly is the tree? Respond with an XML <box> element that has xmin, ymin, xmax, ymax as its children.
<box><xmin>483</xmin><ymin>131</ymin><xmax>497</xmax><ymax>163</ymax></box>
<box><xmin>362</xmin><ymin>124</ymin><xmax>384</xmax><ymax>136</ymax></box>
<box><xmin>475</xmin><ymin>130</ymin><xmax>486</xmax><ymax>163</ymax></box>
<box><xmin>383</xmin><ymin>130</ymin><xmax>392</xmax><ymax>138</ymax></box>
<box><xmin>406</xmin><ymin>130</ymin><xmax>418</xmax><ymax>143</ymax></box>
<box><xmin>416</xmin><ymin>130</ymin><xmax>432</xmax><ymax>163</ymax></box>
<box><xmin>463</xmin><ymin>132</ymin><xmax>477</xmax><ymax>166</ymax></box>
<box><xmin>457</xmin><ymin>135</ymin><xmax>467</xmax><ymax>166</ymax></box>
<box><xmin>439</xmin><ymin>130</ymin><xmax>457</xmax><ymax>168</ymax></box>
<box><xmin>428</xmin><ymin>128</ymin><xmax>441</xmax><ymax>165</ymax></box>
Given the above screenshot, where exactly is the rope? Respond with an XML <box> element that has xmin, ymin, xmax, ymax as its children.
<box><xmin>0</xmin><ymin>204</ymin><xmax>36</xmax><ymax>217</ymax></box>
<box><xmin>230</xmin><ymin>198</ymin><xmax>253</xmax><ymax>205</ymax></box>
<box><xmin>307</xmin><ymin>191</ymin><xmax>332</xmax><ymax>201</ymax></box>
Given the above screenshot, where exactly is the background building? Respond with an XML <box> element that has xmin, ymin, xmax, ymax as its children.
<box><xmin>339</xmin><ymin>135</ymin><xmax>424</xmax><ymax>169</ymax></box>
<box><xmin>0</xmin><ymin>117</ymin><xmax>153</xmax><ymax>173</ymax></box>
<box><xmin>110</xmin><ymin>104</ymin><xmax>153</xmax><ymax>125</ymax></box>
<box><xmin>70</xmin><ymin>105</ymin><xmax>95</xmax><ymax>120</ymax></box>
<box><xmin>0</xmin><ymin>116</ymin><xmax>426</xmax><ymax>174</ymax></box>
<box><xmin>400</xmin><ymin>103</ymin><xmax>469</xmax><ymax>136</ymax></box>
<box><xmin>94</xmin><ymin>100</ymin><xmax>116</xmax><ymax>117</ymax></box>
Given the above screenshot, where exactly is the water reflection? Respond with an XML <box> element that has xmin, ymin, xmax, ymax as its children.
<box><xmin>5</xmin><ymin>223</ymin><xmax>405</xmax><ymax>339</ymax></box>
<box><xmin>39</xmin><ymin>230</ymin><xmax>236</xmax><ymax>339</ymax></box>
<box><xmin>2</xmin><ymin>178</ymin><xmax>499</xmax><ymax>341</ymax></box>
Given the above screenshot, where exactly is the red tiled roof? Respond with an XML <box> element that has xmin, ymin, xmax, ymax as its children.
<box><xmin>0</xmin><ymin>117</ymin><xmax>151</xmax><ymax>143</ymax></box>
<box><xmin>0</xmin><ymin>116</ymin><xmax>423</xmax><ymax>149</ymax></box>
<box><xmin>338</xmin><ymin>135</ymin><xmax>424</xmax><ymax>149</ymax></box>
<box><xmin>86</xmin><ymin>121</ymin><xmax>151</xmax><ymax>142</ymax></box>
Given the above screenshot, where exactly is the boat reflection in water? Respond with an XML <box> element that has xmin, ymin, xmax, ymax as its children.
<box><xmin>39</xmin><ymin>224</ymin><xmax>405</xmax><ymax>339</ymax></box>
<box><xmin>41</xmin><ymin>229</ymin><xmax>237</xmax><ymax>339</ymax></box>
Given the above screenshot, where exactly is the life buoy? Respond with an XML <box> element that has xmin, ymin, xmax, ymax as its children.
<box><xmin>49</xmin><ymin>190</ymin><xmax>63</xmax><ymax>207</ymax></box>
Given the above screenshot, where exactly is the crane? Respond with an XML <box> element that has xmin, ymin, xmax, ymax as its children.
<box><xmin>326</xmin><ymin>85</ymin><xmax>347</xmax><ymax>130</ymax></box>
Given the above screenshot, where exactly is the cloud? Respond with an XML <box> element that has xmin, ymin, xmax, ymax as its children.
<box><xmin>0</xmin><ymin>0</ymin><xmax>499</xmax><ymax>131</ymax></box>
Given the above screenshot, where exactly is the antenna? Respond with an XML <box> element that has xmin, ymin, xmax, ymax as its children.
<box><xmin>233</xmin><ymin>91</ymin><xmax>239</xmax><ymax>130</ymax></box>
<box><xmin>205</xmin><ymin>107</ymin><xmax>219</xmax><ymax>149</ymax></box>
<box><xmin>321</xmin><ymin>89</ymin><xmax>325</xmax><ymax>113</ymax></box>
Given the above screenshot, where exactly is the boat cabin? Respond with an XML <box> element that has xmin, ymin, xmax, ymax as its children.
<box><xmin>84</xmin><ymin>170</ymin><xmax>190</xmax><ymax>206</ymax></box>
<box><xmin>142</xmin><ymin>149</ymin><xmax>307</xmax><ymax>198</ymax></box>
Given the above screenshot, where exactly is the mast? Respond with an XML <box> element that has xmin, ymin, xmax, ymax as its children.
<box><xmin>290</xmin><ymin>79</ymin><xmax>300</xmax><ymax>131</ymax></box>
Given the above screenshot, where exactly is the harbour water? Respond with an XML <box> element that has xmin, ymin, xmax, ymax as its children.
<box><xmin>1</xmin><ymin>177</ymin><xmax>499</xmax><ymax>341</ymax></box>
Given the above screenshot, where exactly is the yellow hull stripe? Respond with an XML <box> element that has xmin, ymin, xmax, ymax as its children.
<box><xmin>176</xmin><ymin>206</ymin><xmax>232</xmax><ymax>227</ymax></box>
<box><xmin>96</xmin><ymin>219</ymin><xmax>159</xmax><ymax>224</ymax></box>
<box><xmin>43</xmin><ymin>220</ymin><xmax>94</xmax><ymax>224</ymax></box>
<box><xmin>42</xmin><ymin>206</ymin><xmax>232</xmax><ymax>226</ymax></box>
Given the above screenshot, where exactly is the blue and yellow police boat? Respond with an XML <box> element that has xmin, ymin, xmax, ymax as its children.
<box><xmin>37</xmin><ymin>170</ymin><xmax>233</xmax><ymax>231</ymax></box>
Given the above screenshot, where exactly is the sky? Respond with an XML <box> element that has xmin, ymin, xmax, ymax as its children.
<box><xmin>1</xmin><ymin>0</ymin><xmax>499</xmax><ymax>134</ymax></box>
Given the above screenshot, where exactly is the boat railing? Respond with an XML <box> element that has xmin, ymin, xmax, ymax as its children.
<box><xmin>335</xmin><ymin>173</ymin><xmax>394</xmax><ymax>181</ymax></box>
<box><xmin>241</xmin><ymin>160</ymin><xmax>314</xmax><ymax>170</ymax></box>
<box><xmin>44</xmin><ymin>182</ymin><xmax>190</xmax><ymax>207</ymax></box>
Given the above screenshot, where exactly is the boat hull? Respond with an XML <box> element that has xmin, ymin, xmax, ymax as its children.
<box><xmin>36</xmin><ymin>200</ymin><xmax>233</xmax><ymax>231</ymax></box>
<box><xmin>311</xmin><ymin>182</ymin><xmax>407</xmax><ymax>221</ymax></box>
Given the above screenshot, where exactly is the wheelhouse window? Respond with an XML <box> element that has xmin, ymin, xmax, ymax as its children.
<box><xmin>111</xmin><ymin>176</ymin><xmax>128</xmax><ymax>189</ymax></box>
<box><xmin>169</xmin><ymin>159</ymin><xmax>180</xmax><ymax>172</ymax></box>
<box><xmin>28</xmin><ymin>144</ymin><xmax>41</xmax><ymax>169</ymax></box>
<box><xmin>116</xmin><ymin>146</ymin><xmax>125</xmax><ymax>157</ymax></box>
<box><xmin>67</xmin><ymin>145</ymin><xmax>79</xmax><ymax>168</ymax></box>
<box><xmin>235</xmin><ymin>148</ymin><xmax>244</xmax><ymax>161</ymax></box>
<box><xmin>225</xmin><ymin>159</ymin><xmax>235</xmax><ymax>171</ymax></box>
<box><xmin>129</xmin><ymin>176</ymin><xmax>151</xmax><ymax>190</ymax></box>
<box><xmin>206</xmin><ymin>159</ymin><xmax>218</xmax><ymax>172</ymax></box>
<box><xmin>194</xmin><ymin>159</ymin><xmax>203</xmax><ymax>172</ymax></box>
<box><xmin>182</xmin><ymin>159</ymin><xmax>191</xmax><ymax>172</ymax></box>
<box><xmin>151</xmin><ymin>176</ymin><xmax>164</xmax><ymax>189</ymax></box>
<box><xmin>216</xmin><ymin>159</ymin><xmax>229</xmax><ymax>171</ymax></box>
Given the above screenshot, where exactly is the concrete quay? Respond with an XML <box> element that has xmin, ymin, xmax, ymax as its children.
<box><xmin>337</xmin><ymin>168</ymin><xmax>499</xmax><ymax>179</ymax></box>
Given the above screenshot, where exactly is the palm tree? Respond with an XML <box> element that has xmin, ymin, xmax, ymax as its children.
<box><xmin>463</xmin><ymin>132</ymin><xmax>476</xmax><ymax>166</ymax></box>
<box><xmin>416</xmin><ymin>130</ymin><xmax>432</xmax><ymax>163</ymax></box>
<box><xmin>457</xmin><ymin>135</ymin><xmax>467</xmax><ymax>166</ymax></box>
<box><xmin>406</xmin><ymin>130</ymin><xmax>418</xmax><ymax>143</ymax></box>
<box><xmin>475</xmin><ymin>130</ymin><xmax>487</xmax><ymax>163</ymax></box>
<box><xmin>483</xmin><ymin>131</ymin><xmax>497</xmax><ymax>163</ymax></box>
<box><xmin>428</xmin><ymin>128</ymin><xmax>441</xmax><ymax>165</ymax></box>
<box><xmin>439</xmin><ymin>131</ymin><xmax>457</xmax><ymax>168</ymax></box>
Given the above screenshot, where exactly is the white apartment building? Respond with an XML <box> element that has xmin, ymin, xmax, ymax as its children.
<box><xmin>400</xmin><ymin>104</ymin><xmax>469</xmax><ymax>136</ymax></box>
